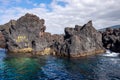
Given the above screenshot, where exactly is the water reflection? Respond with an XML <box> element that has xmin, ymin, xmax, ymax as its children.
<box><xmin>0</xmin><ymin>51</ymin><xmax>120</xmax><ymax>80</ymax></box>
<box><xmin>0</xmin><ymin>55</ymin><xmax>46</xmax><ymax>80</ymax></box>
<box><xmin>41</xmin><ymin>56</ymin><xmax>73</xmax><ymax>80</ymax></box>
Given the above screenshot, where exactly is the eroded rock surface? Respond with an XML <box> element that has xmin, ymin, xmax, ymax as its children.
<box><xmin>51</xmin><ymin>21</ymin><xmax>105</xmax><ymax>57</ymax></box>
<box><xmin>102</xmin><ymin>28</ymin><xmax>120</xmax><ymax>53</ymax></box>
<box><xmin>0</xmin><ymin>13</ymin><xmax>105</xmax><ymax>57</ymax></box>
<box><xmin>0</xmin><ymin>32</ymin><xmax>6</xmax><ymax>48</ymax></box>
<box><xmin>0</xmin><ymin>13</ymin><xmax>50</xmax><ymax>53</ymax></box>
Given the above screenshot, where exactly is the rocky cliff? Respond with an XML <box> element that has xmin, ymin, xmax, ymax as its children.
<box><xmin>0</xmin><ymin>13</ymin><xmax>64</xmax><ymax>55</ymax></box>
<box><xmin>0</xmin><ymin>13</ymin><xmax>50</xmax><ymax>53</ymax></box>
<box><xmin>0</xmin><ymin>32</ymin><xmax>6</xmax><ymax>48</ymax></box>
<box><xmin>0</xmin><ymin>13</ymin><xmax>105</xmax><ymax>57</ymax></box>
<box><xmin>51</xmin><ymin>21</ymin><xmax>105</xmax><ymax>57</ymax></box>
<box><xmin>102</xmin><ymin>28</ymin><xmax>120</xmax><ymax>53</ymax></box>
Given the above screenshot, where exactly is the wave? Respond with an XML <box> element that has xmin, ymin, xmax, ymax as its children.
<box><xmin>102</xmin><ymin>50</ymin><xmax>120</xmax><ymax>57</ymax></box>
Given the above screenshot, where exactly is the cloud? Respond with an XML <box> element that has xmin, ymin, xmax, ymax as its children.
<box><xmin>0</xmin><ymin>0</ymin><xmax>120</xmax><ymax>34</ymax></box>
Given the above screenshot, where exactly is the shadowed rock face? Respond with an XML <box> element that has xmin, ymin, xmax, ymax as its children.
<box><xmin>52</xmin><ymin>21</ymin><xmax>105</xmax><ymax>57</ymax></box>
<box><xmin>102</xmin><ymin>28</ymin><xmax>120</xmax><ymax>53</ymax></box>
<box><xmin>0</xmin><ymin>32</ymin><xmax>6</xmax><ymax>48</ymax></box>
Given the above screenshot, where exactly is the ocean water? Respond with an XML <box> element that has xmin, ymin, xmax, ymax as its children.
<box><xmin>0</xmin><ymin>49</ymin><xmax>120</xmax><ymax>80</ymax></box>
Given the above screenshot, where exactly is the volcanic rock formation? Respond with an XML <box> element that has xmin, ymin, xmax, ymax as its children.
<box><xmin>102</xmin><ymin>28</ymin><xmax>120</xmax><ymax>53</ymax></box>
<box><xmin>51</xmin><ymin>21</ymin><xmax>105</xmax><ymax>57</ymax></box>
<box><xmin>0</xmin><ymin>13</ymin><xmax>51</xmax><ymax>53</ymax></box>
<box><xmin>0</xmin><ymin>31</ymin><xmax>6</xmax><ymax>48</ymax></box>
<box><xmin>0</xmin><ymin>13</ymin><xmax>105</xmax><ymax>57</ymax></box>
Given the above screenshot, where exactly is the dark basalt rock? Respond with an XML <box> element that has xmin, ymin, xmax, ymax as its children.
<box><xmin>0</xmin><ymin>31</ymin><xmax>6</xmax><ymax>48</ymax></box>
<box><xmin>51</xmin><ymin>21</ymin><xmax>105</xmax><ymax>57</ymax></box>
<box><xmin>0</xmin><ymin>13</ymin><xmax>105</xmax><ymax>57</ymax></box>
<box><xmin>0</xmin><ymin>13</ymin><xmax>65</xmax><ymax>55</ymax></box>
<box><xmin>102</xmin><ymin>28</ymin><xmax>120</xmax><ymax>53</ymax></box>
<box><xmin>0</xmin><ymin>13</ymin><xmax>50</xmax><ymax>52</ymax></box>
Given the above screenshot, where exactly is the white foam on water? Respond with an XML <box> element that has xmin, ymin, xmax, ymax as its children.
<box><xmin>102</xmin><ymin>50</ymin><xmax>120</xmax><ymax>57</ymax></box>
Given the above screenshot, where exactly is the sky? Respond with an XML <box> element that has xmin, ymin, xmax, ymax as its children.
<box><xmin>0</xmin><ymin>0</ymin><xmax>120</xmax><ymax>34</ymax></box>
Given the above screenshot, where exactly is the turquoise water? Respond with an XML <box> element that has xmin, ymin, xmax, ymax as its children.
<box><xmin>0</xmin><ymin>50</ymin><xmax>120</xmax><ymax>80</ymax></box>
